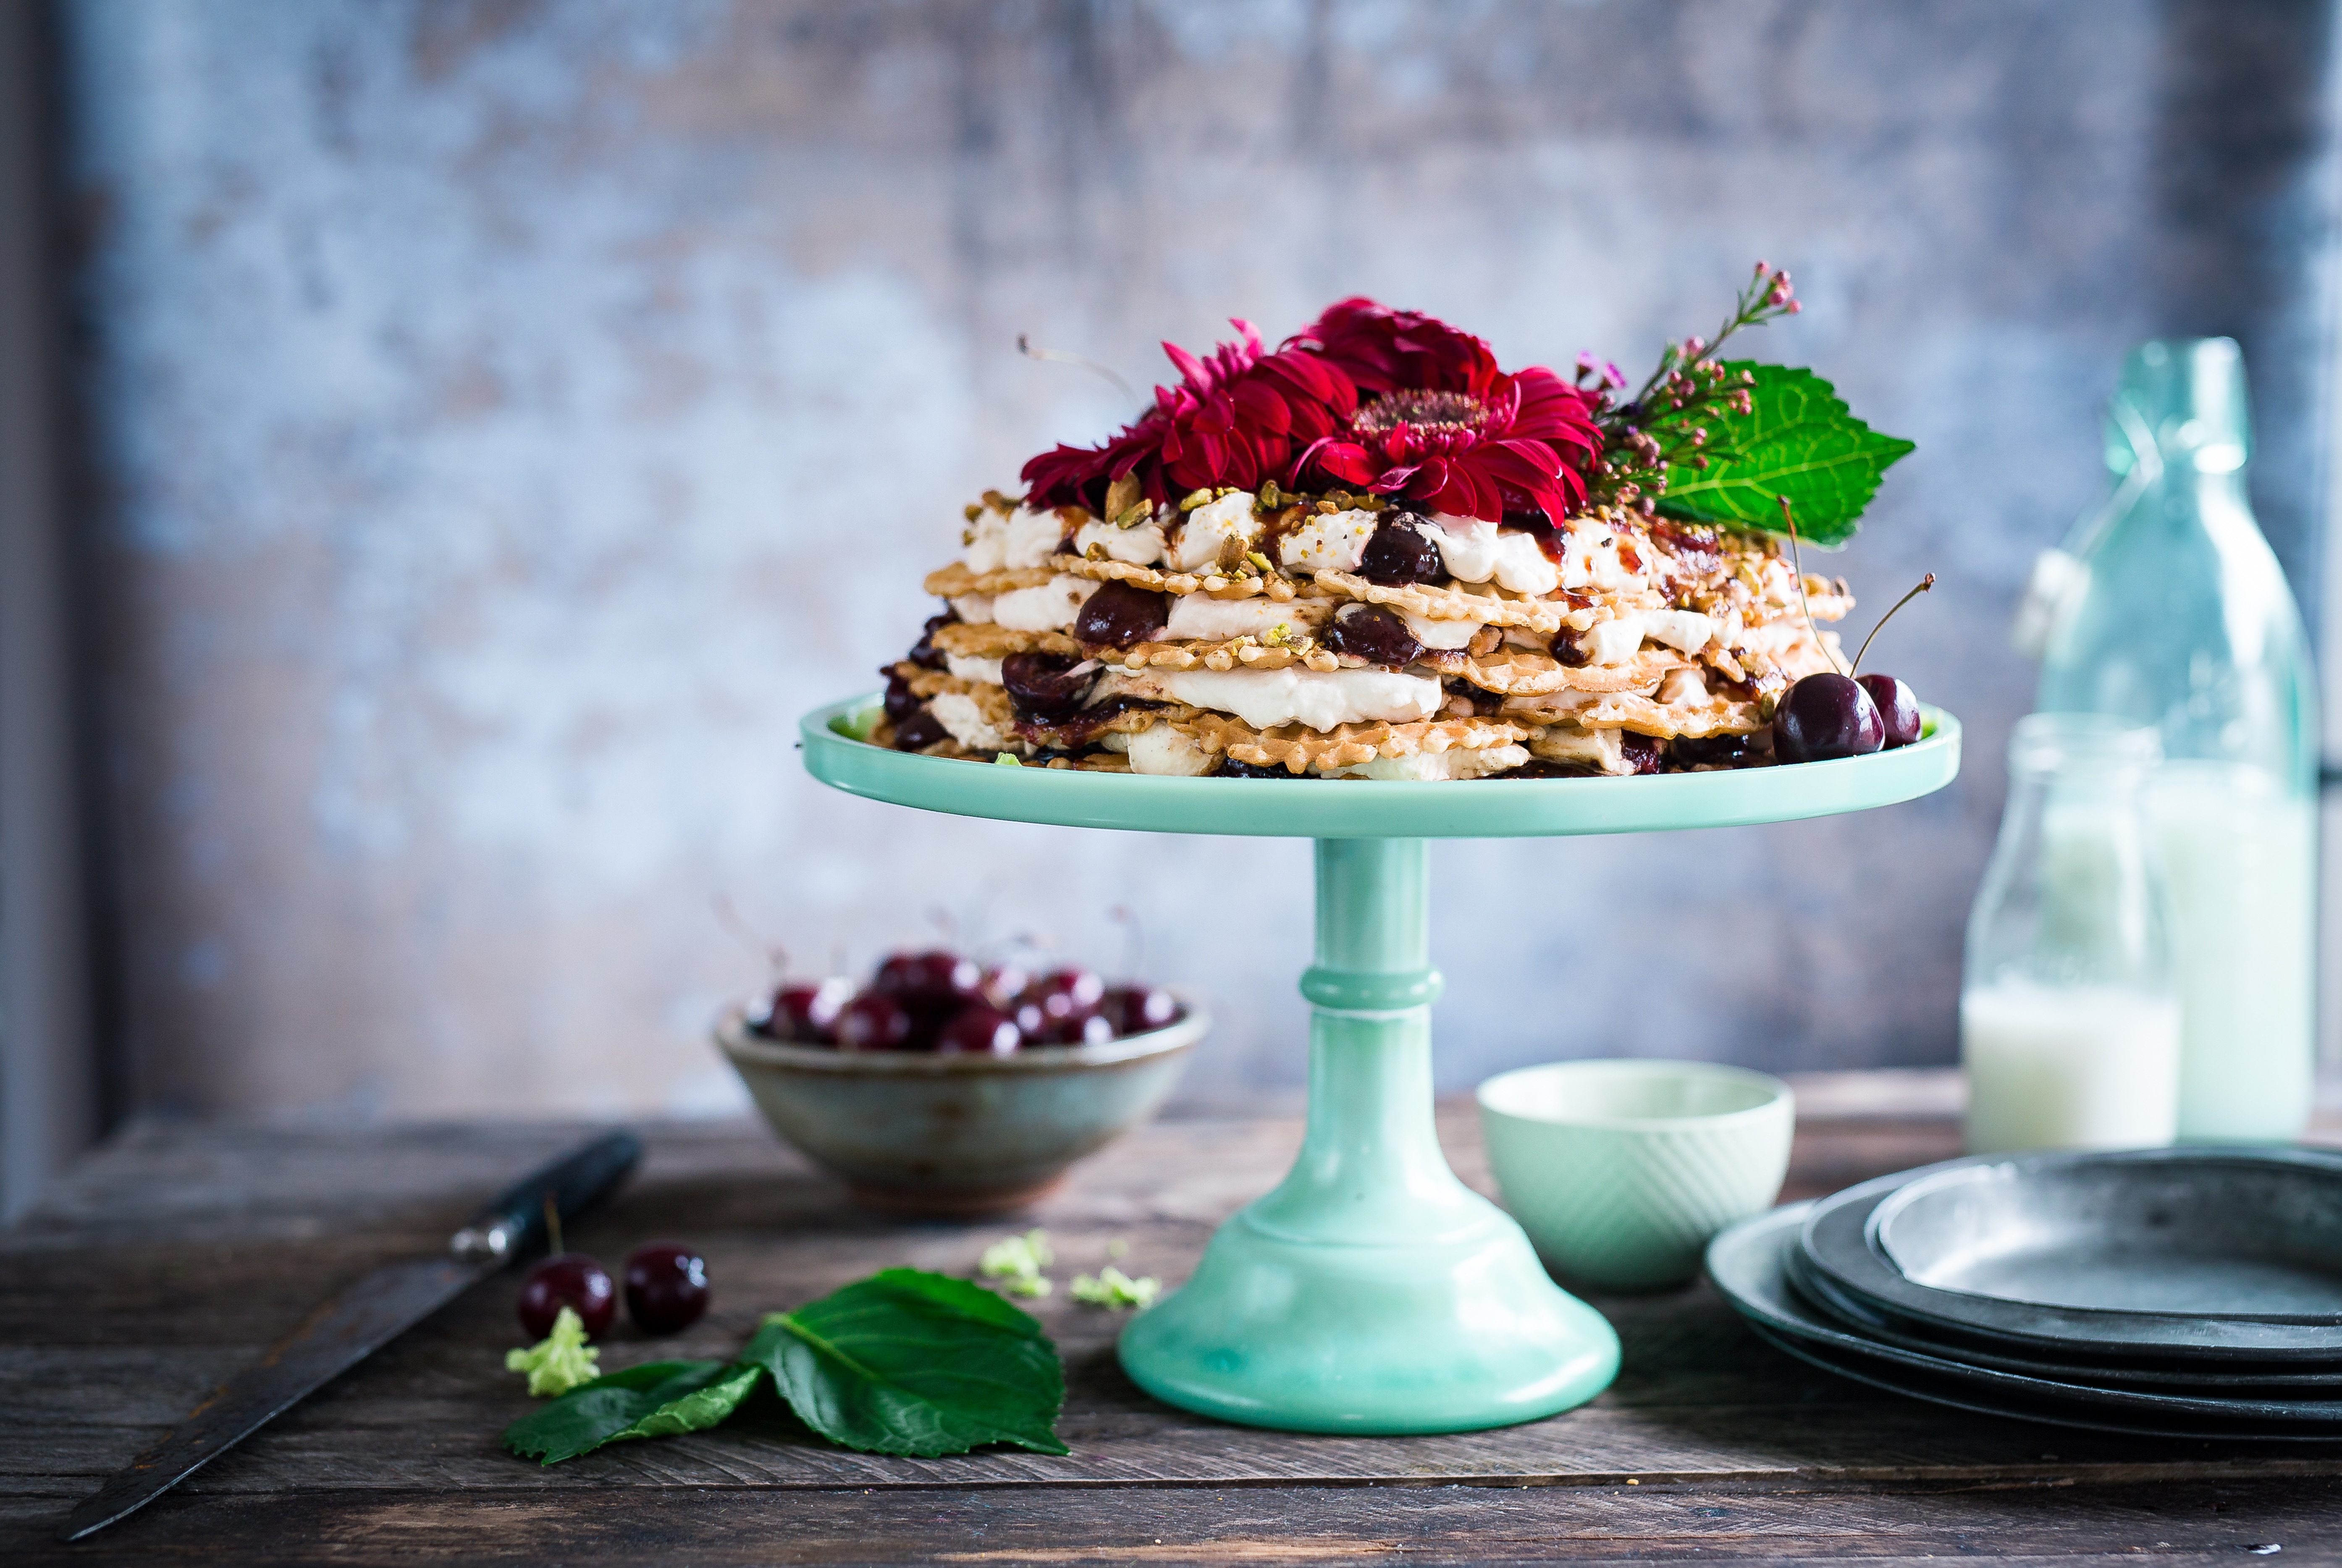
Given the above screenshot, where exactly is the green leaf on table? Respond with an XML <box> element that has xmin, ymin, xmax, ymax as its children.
<box><xmin>742</xmin><ymin>1267</ymin><xmax>1070</xmax><ymax>1457</ymax></box>
<box><xmin>503</xmin><ymin>1358</ymin><xmax>763</xmax><ymax>1466</ymax></box>
<box><xmin>1653</xmin><ymin>362</ymin><xmax>1914</xmax><ymax>546</ymax></box>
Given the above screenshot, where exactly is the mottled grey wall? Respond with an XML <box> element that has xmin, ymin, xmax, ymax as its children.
<box><xmin>56</xmin><ymin>0</ymin><xmax>2340</xmax><ymax>1121</ymax></box>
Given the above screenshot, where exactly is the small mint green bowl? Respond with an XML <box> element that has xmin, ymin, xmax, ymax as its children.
<box><xmin>1478</xmin><ymin>1059</ymin><xmax>1795</xmax><ymax>1291</ymax></box>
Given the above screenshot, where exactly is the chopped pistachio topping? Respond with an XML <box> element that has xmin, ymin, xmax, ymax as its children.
<box><xmin>994</xmin><ymin>753</ymin><xmax>1023</xmax><ymax>766</ymax></box>
<box><xmin>1178</xmin><ymin>488</ymin><xmax>1214</xmax><ymax>511</ymax></box>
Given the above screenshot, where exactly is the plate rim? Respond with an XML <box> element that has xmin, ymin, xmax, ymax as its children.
<box><xmin>1799</xmin><ymin>1149</ymin><xmax>2342</xmax><ymax>1359</ymax></box>
<box><xmin>1705</xmin><ymin>1204</ymin><xmax>2342</xmax><ymax>1432</ymax></box>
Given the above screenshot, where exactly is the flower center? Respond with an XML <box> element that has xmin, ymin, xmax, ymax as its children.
<box><xmin>1349</xmin><ymin>389</ymin><xmax>1488</xmax><ymax>437</ymax></box>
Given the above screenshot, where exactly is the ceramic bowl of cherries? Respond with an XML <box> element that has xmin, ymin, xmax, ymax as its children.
<box><xmin>714</xmin><ymin>950</ymin><xmax>1205</xmax><ymax>1216</ymax></box>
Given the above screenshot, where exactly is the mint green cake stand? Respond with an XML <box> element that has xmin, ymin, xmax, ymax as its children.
<box><xmin>801</xmin><ymin>697</ymin><xmax>1961</xmax><ymax>1434</ymax></box>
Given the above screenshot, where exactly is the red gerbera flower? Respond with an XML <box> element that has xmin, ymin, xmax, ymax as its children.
<box><xmin>1022</xmin><ymin>321</ymin><xmax>1356</xmax><ymax>512</ymax></box>
<box><xmin>1287</xmin><ymin>298</ymin><xmax>1603</xmax><ymax>524</ymax></box>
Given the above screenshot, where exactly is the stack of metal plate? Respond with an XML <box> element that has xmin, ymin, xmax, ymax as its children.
<box><xmin>1704</xmin><ymin>1148</ymin><xmax>2342</xmax><ymax>1439</ymax></box>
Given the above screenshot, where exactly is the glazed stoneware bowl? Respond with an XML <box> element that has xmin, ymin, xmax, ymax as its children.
<box><xmin>1478</xmin><ymin>1059</ymin><xmax>1795</xmax><ymax>1291</ymax></box>
<box><xmin>714</xmin><ymin>1002</ymin><xmax>1205</xmax><ymax>1216</ymax></box>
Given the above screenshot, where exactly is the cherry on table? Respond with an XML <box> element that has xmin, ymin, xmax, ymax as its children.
<box><xmin>835</xmin><ymin>991</ymin><xmax>914</xmax><ymax>1051</ymax></box>
<box><xmin>936</xmin><ymin>1002</ymin><xmax>1022</xmax><ymax>1056</ymax></box>
<box><xmin>1857</xmin><ymin>673</ymin><xmax>1923</xmax><ymax>748</ymax></box>
<box><xmin>519</xmin><ymin>1253</ymin><xmax>616</xmax><ymax>1339</ymax></box>
<box><xmin>1773</xmin><ymin>672</ymin><xmax>1884</xmax><ymax>763</ymax></box>
<box><xmin>623</xmin><ymin>1242</ymin><xmax>710</xmax><ymax>1335</ymax></box>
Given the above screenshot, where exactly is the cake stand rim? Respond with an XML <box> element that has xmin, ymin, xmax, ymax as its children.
<box><xmin>798</xmin><ymin>693</ymin><xmax>1961</xmax><ymax>839</ymax></box>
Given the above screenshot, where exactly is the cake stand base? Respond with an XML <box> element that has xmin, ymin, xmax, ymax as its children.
<box><xmin>1117</xmin><ymin>838</ymin><xmax>1620</xmax><ymax>1433</ymax></box>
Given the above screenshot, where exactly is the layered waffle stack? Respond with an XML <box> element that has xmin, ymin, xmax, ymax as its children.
<box><xmin>879</xmin><ymin>490</ymin><xmax>1850</xmax><ymax>778</ymax></box>
<box><xmin>873</xmin><ymin>291</ymin><xmax>1889</xmax><ymax>780</ymax></box>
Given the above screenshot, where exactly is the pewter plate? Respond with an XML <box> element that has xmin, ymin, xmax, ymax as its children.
<box><xmin>1782</xmin><ymin>1239</ymin><xmax>2342</xmax><ymax>1391</ymax></box>
<box><xmin>1801</xmin><ymin>1149</ymin><xmax>2342</xmax><ymax>1362</ymax></box>
<box><xmin>1707</xmin><ymin>1204</ymin><xmax>2342</xmax><ymax>1440</ymax></box>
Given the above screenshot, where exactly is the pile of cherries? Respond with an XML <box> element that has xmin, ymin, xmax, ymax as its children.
<box><xmin>752</xmin><ymin>950</ymin><xmax>1182</xmax><ymax>1056</ymax></box>
<box><xmin>519</xmin><ymin>1240</ymin><xmax>710</xmax><ymax>1339</ymax></box>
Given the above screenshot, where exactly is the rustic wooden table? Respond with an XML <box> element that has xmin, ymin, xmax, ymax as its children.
<box><xmin>6</xmin><ymin>1074</ymin><xmax>2339</xmax><ymax>1564</ymax></box>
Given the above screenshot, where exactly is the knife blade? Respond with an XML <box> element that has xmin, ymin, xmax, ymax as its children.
<box><xmin>59</xmin><ymin>1128</ymin><xmax>642</xmax><ymax>1542</ymax></box>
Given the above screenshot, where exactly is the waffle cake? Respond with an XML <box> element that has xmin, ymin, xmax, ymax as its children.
<box><xmin>875</xmin><ymin>288</ymin><xmax>1899</xmax><ymax>779</ymax></box>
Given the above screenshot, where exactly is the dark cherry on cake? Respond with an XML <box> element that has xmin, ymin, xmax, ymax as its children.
<box><xmin>1073</xmin><ymin>582</ymin><xmax>1171</xmax><ymax>648</ymax></box>
<box><xmin>1323</xmin><ymin>603</ymin><xmax>1423</xmax><ymax>669</ymax></box>
<box><xmin>1772</xmin><ymin>672</ymin><xmax>1884</xmax><ymax>763</ymax></box>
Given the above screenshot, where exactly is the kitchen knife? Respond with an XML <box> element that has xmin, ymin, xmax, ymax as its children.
<box><xmin>58</xmin><ymin>1128</ymin><xmax>643</xmax><ymax>1542</ymax></box>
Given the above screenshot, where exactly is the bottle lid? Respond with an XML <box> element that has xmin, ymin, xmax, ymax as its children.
<box><xmin>2009</xmin><ymin>712</ymin><xmax>2161</xmax><ymax>780</ymax></box>
<box><xmin>2106</xmin><ymin>338</ymin><xmax>2249</xmax><ymax>475</ymax></box>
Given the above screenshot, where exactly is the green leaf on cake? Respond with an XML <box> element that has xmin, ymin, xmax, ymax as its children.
<box><xmin>741</xmin><ymin>1267</ymin><xmax>1070</xmax><ymax>1457</ymax></box>
<box><xmin>1653</xmin><ymin>362</ymin><xmax>1913</xmax><ymax>546</ymax></box>
<box><xmin>503</xmin><ymin>1358</ymin><xmax>762</xmax><ymax>1466</ymax></box>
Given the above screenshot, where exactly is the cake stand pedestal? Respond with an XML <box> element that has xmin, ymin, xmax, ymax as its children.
<box><xmin>802</xmin><ymin>699</ymin><xmax>1961</xmax><ymax>1434</ymax></box>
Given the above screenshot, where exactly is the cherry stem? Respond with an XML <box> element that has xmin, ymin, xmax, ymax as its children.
<box><xmin>1017</xmin><ymin>333</ymin><xmax>1138</xmax><ymax>406</ymax></box>
<box><xmin>711</xmin><ymin>893</ymin><xmax>784</xmax><ymax>979</ymax></box>
<box><xmin>1777</xmin><ymin>496</ymin><xmax>1844</xmax><ymax>676</ymax></box>
<box><xmin>1851</xmin><ymin>572</ymin><xmax>1936</xmax><ymax>676</ymax></box>
<box><xmin>542</xmin><ymin>1192</ymin><xmax>563</xmax><ymax>1258</ymax></box>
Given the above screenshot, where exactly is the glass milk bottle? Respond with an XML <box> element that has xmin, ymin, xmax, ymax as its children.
<box><xmin>2036</xmin><ymin>338</ymin><xmax>2318</xmax><ymax>1142</ymax></box>
<box><xmin>1962</xmin><ymin>716</ymin><xmax>2181</xmax><ymax>1154</ymax></box>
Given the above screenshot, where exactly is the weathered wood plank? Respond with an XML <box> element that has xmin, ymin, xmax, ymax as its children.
<box><xmin>2</xmin><ymin>1476</ymin><xmax>2332</xmax><ymax>1565</ymax></box>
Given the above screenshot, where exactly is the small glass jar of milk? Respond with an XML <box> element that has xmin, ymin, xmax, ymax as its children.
<box><xmin>1962</xmin><ymin>715</ymin><xmax>2181</xmax><ymax>1155</ymax></box>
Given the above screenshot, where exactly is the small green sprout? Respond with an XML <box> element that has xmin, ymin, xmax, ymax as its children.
<box><xmin>980</xmin><ymin>1229</ymin><xmax>1054</xmax><ymax>1298</ymax></box>
<box><xmin>504</xmin><ymin>1306</ymin><xmax>600</xmax><ymax>1398</ymax></box>
<box><xmin>1070</xmin><ymin>1265</ymin><xmax>1159</xmax><ymax>1310</ymax></box>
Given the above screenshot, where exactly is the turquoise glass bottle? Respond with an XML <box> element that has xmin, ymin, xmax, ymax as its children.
<box><xmin>2034</xmin><ymin>338</ymin><xmax>2319</xmax><ymax>1142</ymax></box>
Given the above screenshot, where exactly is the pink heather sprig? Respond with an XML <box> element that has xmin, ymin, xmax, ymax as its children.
<box><xmin>1588</xmin><ymin>262</ymin><xmax>1801</xmax><ymax>514</ymax></box>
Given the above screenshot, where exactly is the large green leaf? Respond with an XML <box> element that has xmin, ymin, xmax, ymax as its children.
<box><xmin>503</xmin><ymin>1358</ymin><xmax>762</xmax><ymax>1466</ymax></box>
<box><xmin>742</xmin><ymin>1268</ymin><xmax>1069</xmax><ymax>1457</ymax></box>
<box><xmin>1653</xmin><ymin>362</ymin><xmax>1914</xmax><ymax>546</ymax></box>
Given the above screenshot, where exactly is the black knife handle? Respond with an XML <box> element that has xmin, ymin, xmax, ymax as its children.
<box><xmin>449</xmin><ymin>1130</ymin><xmax>642</xmax><ymax>1264</ymax></box>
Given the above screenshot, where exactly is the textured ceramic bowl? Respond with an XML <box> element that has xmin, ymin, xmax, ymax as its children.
<box><xmin>1478</xmin><ymin>1059</ymin><xmax>1795</xmax><ymax>1291</ymax></box>
<box><xmin>714</xmin><ymin>1002</ymin><xmax>1204</xmax><ymax>1217</ymax></box>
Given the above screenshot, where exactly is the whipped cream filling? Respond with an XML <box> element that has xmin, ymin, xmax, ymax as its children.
<box><xmin>1278</xmin><ymin>509</ymin><xmax>1378</xmax><ymax>573</ymax></box>
<box><xmin>928</xmin><ymin>692</ymin><xmax>1008</xmax><ymax>753</ymax></box>
<box><xmin>1332</xmin><ymin>745</ymin><xmax>1528</xmax><ymax>781</ymax></box>
<box><xmin>992</xmin><ymin>574</ymin><xmax>1099</xmax><ymax>632</ymax></box>
<box><xmin>1560</xmin><ymin>524</ymin><xmax>1647</xmax><ymax>592</ymax></box>
<box><xmin>963</xmin><ymin>511</ymin><xmax>1010</xmax><ymax>574</ymax></box>
<box><xmin>1642</xmin><ymin>608</ymin><xmax>1717</xmax><ymax>655</ymax></box>
<box><xmin>1656</xmin><ymin>666</ymin><xmax>1707</xmax><ymax>706</ymax></box>
<box><xmin>946</xmin><ymin>653</ymin><xmax>1004</xmax><ymax>685</ymax></box>
<box><xmin>1400</xmin><ymin>610</ymin><xmax>1482</xmax><ymax>650</ymax></box>
<box><xmin>1170</xmin><ymin>491</ymin><xmax>1262</xmax><ymax>572</ymax></box>
<box><xmin>1073</xmin><ymin>515</ymin><xmax>1167</xmax><ymax>566</ymax></box>
<box><xmin>1582</xmin><ymin>616</ymin><xmax>1646</xmax><ymax>665</ymax></box>
<box><xmin>1426</xmin><ymin>515</ymin><xmax>1557</xmax><ymax>595</ymax></box>
<box><xmin>949</xmin><ymin>593</ymin><xmax>995</xmax><ymax>624</ymax></box>
<box><xmin>1163</xmin><ymin>593</ymin><xmax>1320</xmax><ymax>642</ymax></box>
<box><xmin>1158</xmin><ymin>667</ymin><xmax>1442</xmax><ymax>732</ymax></box>
<box><xmin>1002</xmin><ymin>507</ymin><xmax>1070</xmax><ymax>569</ymax></box>
<box><xmin>1105</xmin><ymin>722</ymin><xmax>1215</xmax><ymax>776</ymax></box>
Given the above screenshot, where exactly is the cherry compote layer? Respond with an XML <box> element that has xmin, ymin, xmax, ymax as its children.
<box><xmin>1323</xmin><ymin>603</ymin><xmax>1423</xmax><ymax>668</ymax></box>
<box><xmin>1073</xmin><ymin>582</ymin><xmax>1170</xmax><ymax>648</ymax></box>
<box><xmin>1001</xmin><ymin>652</ymin><xmax>1100</xmax><ymax>722</ymax></box>
<box><xmin>1356</xmin><ymin>516</ymin><xmax>1445</xmax><ymax>585</ymax></box>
